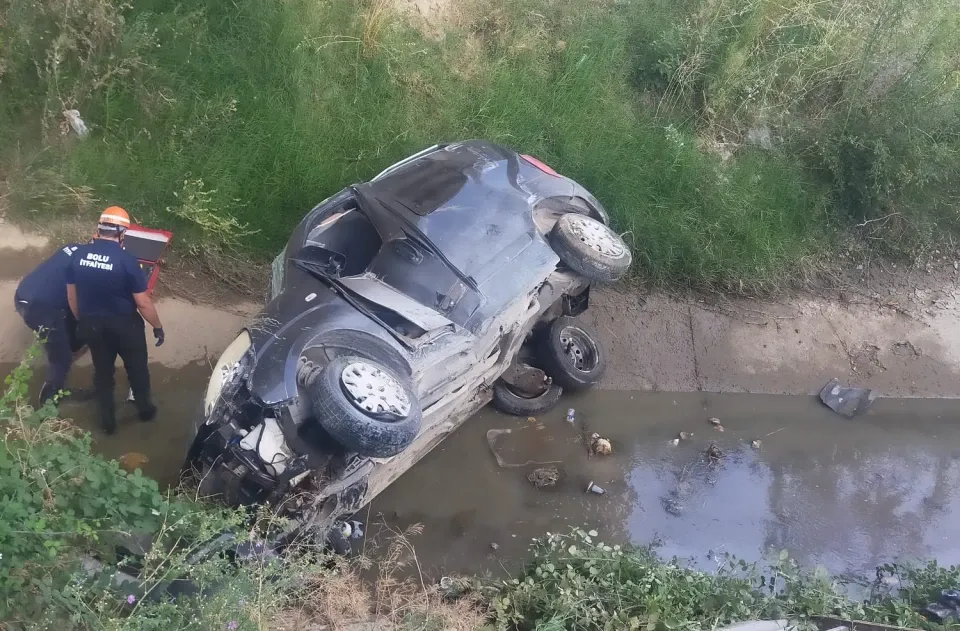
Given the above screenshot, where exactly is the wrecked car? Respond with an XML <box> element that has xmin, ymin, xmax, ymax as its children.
<box><xmin>184</xmin><ymin>140</ymin><xmax>631</xmax><ymax>546</ymax></box>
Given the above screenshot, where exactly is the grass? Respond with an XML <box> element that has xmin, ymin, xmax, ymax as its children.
<box><xmin>1</xmin><ymin>0</ymin><xmax>957</xmax><ymax>291</ymax></box>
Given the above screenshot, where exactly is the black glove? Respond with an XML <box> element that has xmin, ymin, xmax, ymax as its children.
<box><xmin>153</xmin><ymin>327</ymin><xmax>165</xmax><ymax>347</ymax></box>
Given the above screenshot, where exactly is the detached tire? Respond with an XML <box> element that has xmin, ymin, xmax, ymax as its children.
<box><xmin>538</xmin><ymin>316</ymin><xmax>606</xmax><ymax>390</ymax></box>
<box><xmin>491</xmin><ymin>380</ymin><xmax>563</xmax><ymax>416</ymax></box>
<box><xmin>309</xmin><ymin>356</ymin><xmax>421</xmax><ymax>458</ymax></box>
<box><xmin>550</xmin><ymin>213</ymin><xmax>631</xmax><ymax>282</ymax></box>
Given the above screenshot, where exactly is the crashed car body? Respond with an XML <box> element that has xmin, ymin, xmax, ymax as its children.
<box><xmin>185</xmin><ymin>140</ymin><xmax>631</xmax><ymax>543</ymax></box>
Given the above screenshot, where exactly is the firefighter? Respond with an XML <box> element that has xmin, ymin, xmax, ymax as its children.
<box><xmin>66</xmin><ymin>207</ymin><xmax>166</xmax><ymax>434</ymax></box>
<box><xmin>14</xmin><ymin>243</ymin><xmax>93</xmax><ymax>405</ymax></box>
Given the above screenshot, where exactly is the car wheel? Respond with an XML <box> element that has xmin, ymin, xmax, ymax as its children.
<box><xmin>491</xmin><ymin>379</ymin><xmax>563</xmax><ymax>416</ymax></box>
<box><xmin>538</xmin><ymin>316</ymin><xmax>606</xmax><ymax>390</ymax></box>
<box><xmin>550</xmin><ymin>213</ymin><xmax>631</xmax><ymax>282</ymax></box>
<box><xmin>308</xmin><ymin>355</ymin><xmax>422</xmax><ymax>458</ymax></box>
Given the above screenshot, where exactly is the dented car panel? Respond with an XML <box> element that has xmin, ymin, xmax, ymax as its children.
<box><xmin>186</xmin><ymin>139</ymin><xmax>618</xmax><ymax>543</ymax></box>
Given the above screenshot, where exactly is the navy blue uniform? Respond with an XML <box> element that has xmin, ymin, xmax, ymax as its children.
<box><xmin>14</xmin><ymin>244</ymin><xmax>84</xmax><ymax>403</ymax></box>
<box><xmin>68</xmin><ymin>238</ymin><xmax>155</xmax><ymax>432</ymax></box>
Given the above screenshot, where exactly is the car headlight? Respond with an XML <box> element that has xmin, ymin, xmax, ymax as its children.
<box><xmin>204</xmin><ymin>330</ymin><xmax>252</xmax><ymax>419</ymax></box>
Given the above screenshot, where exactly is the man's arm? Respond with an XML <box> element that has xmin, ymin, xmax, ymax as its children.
<box><xmin>66</xmin><ymin>284</ymin><xmax>78</xmax><ymax>318</ymax></box>
<box><xmin>133</xmin><ymin>292</ymin><xmax>162</xmax><ymax>330</ymax></box>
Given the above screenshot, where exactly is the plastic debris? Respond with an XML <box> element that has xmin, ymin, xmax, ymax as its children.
<box><xmin>486</xmin><ymin>428</ymin><xmax>561</xmax><ymax>468</ymax></box>
<box><xmin>714</xmin><ymin>424</ymin><xmax>725</xmax><ymax>432</ymax></box>
<box><xmin>565</xmin><ymin>408</ymin><xmax>576</xmax><ymax>424</ymax></box>
<box><xmin>669</xmin><ymin>438</ymin><xmax>680</xmax><ymax>446</ymax></box>
<box><xmin>923</xmin><ymin>589</ymin><xmax>960</xmax><ymax>623</ymax></box>
<box><xmin>527</xmin><ymin>466</ymin><xmax>560</xmax><ymax>488</ymax></box>
<box><xmin>589</xmin><ymin>433</ymin><xmax>612</xmax><ymax>456</ymax></box>
<box><xmin>526</xmin><ymin>416</ymin><xmax>537</xmax><ymax>423</ymax></box>
<box><xmin>585</xmin><ymin>481</ymin><xmax>606</xmax><ymax>495</ymax></box>
<box><xmin>751</xmin><ymin>439</ymin><xmax>762</xmax><ymax>450</ymax></box>
<box><xmin>490</xmin><ymin>542</ymin><xmax>499</xmax><ymax>551</ymax></box>
<box><xmin>678</xmin><ymin>431</ymin><xmax>693</xmax><ymax>441</ymax></box>
<box><xmin>819</xmin><ymin>378</ymin><xmax>876</xmax><ymax>418</ymax></box>
<box><xmin>348</xmin><ymin>520</ymin><xmax>364</xmax><ymax>539</ymax></box>
<box><xmin>63</xmin><ymin>109</ymin><xmax>89</xmax><ymax>137</ymax></box>
<box><xmin>709</xmin><ymin>417</ymin><xmax>721</xmax><ymax>426</ymax></box>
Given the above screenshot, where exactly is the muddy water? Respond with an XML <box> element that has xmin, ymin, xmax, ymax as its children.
<box><xmin>0</xmin><ymin>361</ymin><xmax>208</xmax><ymax>487</ymax></box>
<box><xmin>368</xmin><ymin>390</ymin><xmax>960</xmax><ymax>578</ymax></box>
<box><xmin>5</xmin><ymin>358</ymin><xmax>960</xmax><ymax>577</ymax></box>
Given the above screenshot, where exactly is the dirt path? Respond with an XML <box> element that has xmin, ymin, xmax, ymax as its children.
<box><xmin>4</xmin><ymin>224</ymin><xmax>960</xmax><ymax>398</ymax></box>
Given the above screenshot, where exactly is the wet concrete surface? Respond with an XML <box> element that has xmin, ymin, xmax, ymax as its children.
<box><xmin>4</xmin><ymin>358</ymin><xmax>960</xmax><ymax>579</ymax></box>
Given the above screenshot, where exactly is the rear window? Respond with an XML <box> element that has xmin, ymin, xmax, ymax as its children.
<box><xmin>374</xmin><ymin>163</ymin><xmax>468</xmax><ymax>216</ymax></box>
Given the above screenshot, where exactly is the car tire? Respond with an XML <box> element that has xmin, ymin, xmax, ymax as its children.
<box><xmin>550</xmin><ymin>213</ymin><xmax>631</xmax><ymax>282</ymax></box>
<box><xmin>491</xmin><ymin>379</ymin><xmax>563</xmax><ymax>416</ymax></box>
<box><xmin>538</xmin><ymin>316</ymin><xmax>606</xmax><ymax>390</ymax></box>
<box><xmin>308</xmin><ymin>355</ymin><xmax>422</xmax><ymax>458</ymax></box>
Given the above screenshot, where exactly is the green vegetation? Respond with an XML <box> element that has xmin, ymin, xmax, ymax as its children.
<box><xmin>490</xmin><ymin>529</ymin><xmax>960</xmax><ymax>631</ymax></box>
<box><xmin>0</xmin><ymin>345</ymin><xmax>480</xmax><ymax>629</ymax></box>
<box><xmin>0</xmin><ymin>0</ymin><xmax>957</xmax><ymax>290</ymax></box>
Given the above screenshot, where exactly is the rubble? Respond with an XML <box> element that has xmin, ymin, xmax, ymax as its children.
<box><xmin>589</xmin><ymin>433</ymin><xmax>612</xmax><ymax>456</ymax></box>
<box><xmin>819</xmin><ymin>378</ymin><xmax>876</xmax><ymax>418</ymax></box>
<box><xmin>527</xmin><ymin>466</ymin><xmax>560</xmax><ymax>488</ymax></box>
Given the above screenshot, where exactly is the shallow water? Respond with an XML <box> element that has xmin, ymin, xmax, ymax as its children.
<box><xmin>6</xmin><ymin>360</ymin><xmax>960</xmax><ymax>578</ymax></box>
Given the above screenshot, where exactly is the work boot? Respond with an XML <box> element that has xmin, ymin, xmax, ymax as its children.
<box><xmin>138</xmin><ymin>403</ymin><xmax>158</xmax><ymax>422</ymax></box>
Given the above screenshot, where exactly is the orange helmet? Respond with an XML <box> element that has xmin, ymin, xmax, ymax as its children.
<box><xmin>99</xmin><ymin>206</ymin><xmax>131</xmax><ymax>229</ymax></box>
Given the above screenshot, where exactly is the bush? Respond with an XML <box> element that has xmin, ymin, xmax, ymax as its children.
<box><xmin>492</xmin><ymin>529</ymin><xmax>960</xmax><ymax>631</ymax></box>
<box><xmin>628</xmin><ymin>0</ymin><xmax>960</xmax><ymax>252</ymax></box>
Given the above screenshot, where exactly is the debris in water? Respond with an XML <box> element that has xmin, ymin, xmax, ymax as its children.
<box><xmin>589</xmin><ymin>433</ymin><xmax>612</xmax><ymax>456</ymax></box>
<box><xmin>486</xmin><ymin>428</ymin><xmax>561</xmax><ymax>468</ymax></box>
<box><xmin>714</xmin><ymin>424</ymin><xmax>725</xmax><ymax>432</ymax></box>
<box><xmin>923</xmin><ymin>588</ymin><xmax>960</xmax><ymax>623</ymax></box>
<box><xmin>751</xmin><ymin>439</ymin><xmax>762</xmax><ymax>450</ymax></box>
<box><xmin>490</xmin><ymin>542</ymin><xmax>500</xmax><ymax>551</ymax></box>
<box><xmin>708</xmin><ymin>417</ymin><xmax>721</xmax><ymax>426</ymax></box>
<box><xmin>678</xmin><ymin>431</ymin><xmax>693</xmax><ymax>441</ymax></box>
<box><xmin>565</xmin><ymin>408</ymin><xmax>576</xmax><ymax>424</ymax></box>
<box><xmin>585</xmin><ymin>481</ymin><xmax>606</xmax><ymax>495</ymax></box>
<box><xmin>527</xmin><ymin>466</ymin><xmax>560</xmax><ymax>488</ymax></box>
<box><xmin>705</xmin><ymin>443</ymin><xmax>723</xmax><ymax>463</ymax></box>
<box><xmin>819</xmin><ymin>378</ymin><xmax>875</xmax><ymax>418</ymax></box>
<box><xmin>527</xmin><ymin>416</ymin><xmax>537</xmax><ymax>423</ymax></box>
<box><xmin>118</xmin><ymin>452</ymin><xmax>149</xmax><ymax>472</ymax></box>
<box><xmin>669</xmin><ymin>438</ymin><xmax>680</xmax><ymax>446</ymax></box>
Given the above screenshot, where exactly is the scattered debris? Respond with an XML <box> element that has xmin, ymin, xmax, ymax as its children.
<box><xmin>526</xmin><ymin>416</ymin><xmax>537</xmax><ymax>423</ymax></box>
<box><xmin>714</xmin><ymin>424</ymin><xmax>725</xmax><ymax>432</ymax></box>
<box><xmin>923</xmin><ymin>589</ymin><xmax>960</xmax><ymax>623</ymax></box>
<box><xmin>708</xmin><ymin>417</ymin><xmax>721</xmax><ymax>426</ymax></box>
<box><xmin>589</xmin><ymin>433</ymin><xmax>612</xmax><ymax>456</ymax></box>
<box><xmin>751</xmin><ymin>439</ymin><xmax>762</xmax><ymax>450</ymax></box>
<box><xmin>490</xmin><ymin>542</ymin><xmax>499</xmax><ymax>551</ymax></box>
<box><xmin>819</xmin><ymin>378</ymin><xmax>876</xmax><ymax>418</ymax></box>
<box><xmin>347</xmin><ymin>520</ymin><xmax>365</xmax><ymax>539</ymax></box>
<box><xmin>118</xmin><ymin>452</ymin><xmax>149</xmax><ymax>473</ymax></box>
<box><xmin>527</xmin><ymin>466</ymin><xmax>560</xmax><ymax>488</ymax></box>
<box><xmin>585</xmin><ymin>481</ymin><xmax>606</xmax><ymax>495</ymax></box>
<box><xmin>63</xmin><ymin>109</ymin><xmax>89</xmax><ymax>137</ymax></box>
<box><xmin>438</xmin><ymin>576</ymin><xmax>470</xmax><ymax>600</ymax></box>
<box><xmin>669</xmin><ymin>438</ymin><xmax>680</xmax><ymax>446</ymax></box>
<box><xmin>678</xmin><ymin>431</ymin><xmax>693</xmax><ymax>441</ymax></box>
<box><xmin>565</xmin><ymin>408</ymin><xmax>576</xmax><ymax>424</ymax></box>
<box><xmin>486</xmin><ymin>428</ymin><xmax>561</xmax><ymax>468</ymax></box>
<box><xmin>705</xmin><ymin>443</ymin><xmax>723</xmax><ymax>463</ymax></box>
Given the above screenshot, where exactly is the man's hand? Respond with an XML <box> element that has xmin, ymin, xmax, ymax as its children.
<box><xmin>153</xmin><ymin>327</ymin><xmax>165</xmax><ymax>347</ymax></box>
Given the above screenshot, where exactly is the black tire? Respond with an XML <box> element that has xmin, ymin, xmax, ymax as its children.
<box><xmin>491</xmin><ymin>380</ymin><xmax>563</xmax><ymax>416</ymax></box>
<box><xmin>308</xmin><ymin>355</ymin><xmax>421</xmax><ymax>458</ymax></box>
<box><xmin>538</xmin><ymin>316</ymin><xmax>606</xmax><ymax>390</ymax></box>
<box><xmin>550</xmin><ymin>213</ymin><xmax>631</xmax><ymax>282</ymax></box>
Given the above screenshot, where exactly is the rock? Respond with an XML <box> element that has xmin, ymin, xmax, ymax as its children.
<box><xmin>751</xmin><ymin>439</ymin><xmax>762</xmax><ymax>450</ymax></box>
<box><xmin>678</xmin><ymin>431</ymin><xmax>693</xmax><ymax>440</ymax></box>
<box><xmin>669</xmin><ymin>438</ymin><xmax>680</xmax><ymax>446</ymax></box>
<box><xmin>705</xmin><ymin>443</ymin><xmax>723</xmax><ymax>463</ymax></box>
